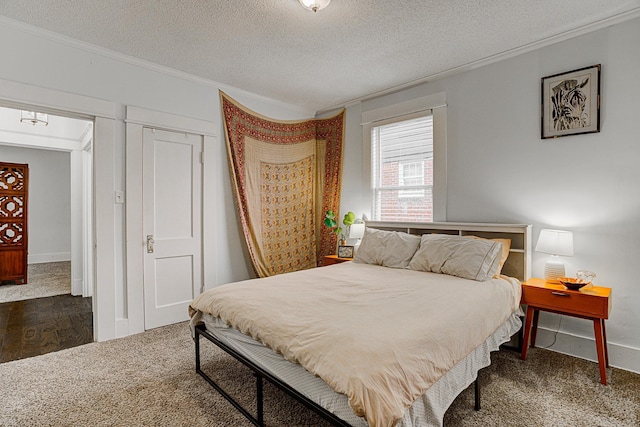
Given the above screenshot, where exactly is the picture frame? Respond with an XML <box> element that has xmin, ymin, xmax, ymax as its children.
<box><xmin>541</xmin><ymin>64</ymin><xmax>601</xmax><ymax>139</ymax></box>
<box><xmin>337</xmin><ymin>245</ymin><xmax>354</xmax><ymax>259</ymax></box>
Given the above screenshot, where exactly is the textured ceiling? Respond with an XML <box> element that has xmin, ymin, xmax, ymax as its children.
<box><xmin>1</xmin><ymin>0</ymin><xmax>639</xmax><ymax>112</ymax></box>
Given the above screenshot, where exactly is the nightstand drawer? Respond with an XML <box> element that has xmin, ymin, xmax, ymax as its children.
<box><xmin>522</xmin><ymin>286</ymin><xmax>609</xmax><ymax>319</ymax></box>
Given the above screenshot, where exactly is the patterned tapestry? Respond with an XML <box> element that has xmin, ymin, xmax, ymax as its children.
<box><xmin>220</xmin><ymin>92</ymin><xmax>345</xmax><ymax>277</ymax></box>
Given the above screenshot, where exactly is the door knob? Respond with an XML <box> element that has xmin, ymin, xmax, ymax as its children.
<box><xmin>146</xmin><ymin>235</ymin><xmax>154</xmax><ymax>253</ymax></box>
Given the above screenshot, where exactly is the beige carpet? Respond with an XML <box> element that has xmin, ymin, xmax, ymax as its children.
<box><xmin>0</xmin><ymin>261</ymin><xmax>71</xmax><ymax>303</ymax></box>
<box><xmin>0</xmin><ymin>322</ymin><xmax>638</xmax><ymax>426</ymax></box>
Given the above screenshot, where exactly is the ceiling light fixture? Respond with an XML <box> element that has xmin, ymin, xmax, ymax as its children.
<box><xmin>298</xmin><ymin>0</ymin><xmax>331</xmax><ymax>12</ymax></box>
<box><xmin>20</xmin><ymin>110</ymin><xmax>48</xmax><ymax>126</ymax></box>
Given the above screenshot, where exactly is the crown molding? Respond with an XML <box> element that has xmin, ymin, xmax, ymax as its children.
<box><xmin>316</xmin><ymin>7</ymin><xmax>640</xmax><ymax>114</ymax></box>
<box><xmin>0</xmin><ymin>16</ymin><xmax>314</xmax><ymax>117</ymax></box>
<box><xmin>2</xmin><ymin>7</ymin><xmax>639</xmax><ymax>117</ymax></box>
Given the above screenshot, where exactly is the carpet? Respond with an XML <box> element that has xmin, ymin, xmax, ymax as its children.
<box><xmin>0</xmin><ymin>322</ymin><xmax>638</xmax><ymax>426</ymax></box>
<box><xmin>0</xmin><ymin>261</ymin><xmax>71</xmax><ymax>303</ymax></box>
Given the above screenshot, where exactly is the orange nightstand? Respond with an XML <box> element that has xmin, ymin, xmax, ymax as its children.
<box><xmin>321</xmin><ymin>255</ymin><xmax>353</xmax><ymax>266</ymax></box>
<box><xmin>520</xmin><ymin>277</ymin><xmax>612</xmax><ymax>384</ymax></box>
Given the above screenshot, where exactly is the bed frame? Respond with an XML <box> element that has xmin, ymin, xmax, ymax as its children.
<box><xmin>194</xmin><ymin>221</ymin><xmax>532</xmax><ymax>426</ymax></box>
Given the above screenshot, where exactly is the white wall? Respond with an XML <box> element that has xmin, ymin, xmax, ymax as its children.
<box><xmin>0</xmin><ymin>145</ymin><xmax>71</xmax><ymax>263</ymax></box>
<box><xmin>0</xmin><ymin>18</ymin><xmax>314</xmax><ymax>340</ymax></box>
<box><xmin>340</xmin><ymin>17</ymin><xmax>640</xmax><ymax>373</ymax></box>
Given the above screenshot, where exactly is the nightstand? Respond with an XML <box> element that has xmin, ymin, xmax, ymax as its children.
<box><xmin>321</xmin><ymin>255</ymin><xmax>353</xmax><ymax>266</ymax></box>
<box><xmin>520</xmin><ymin>277</ymin><xmax>612</xmax><ymax>384</ymax></box>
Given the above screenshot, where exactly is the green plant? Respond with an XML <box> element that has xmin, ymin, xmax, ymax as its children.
<box><xmin>324</xmin><ymin>210</ymin><xmax>356</xmax><ymax>241</ymax></box>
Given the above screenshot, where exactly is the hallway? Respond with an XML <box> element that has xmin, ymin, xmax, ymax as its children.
<box><xmin>0</xmin><ymin>294</ymin><xmax>92</xmax><ymax>363</ymax></box>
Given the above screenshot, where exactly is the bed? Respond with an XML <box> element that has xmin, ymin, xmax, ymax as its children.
<box><xmin>189</xmin><ymin>221</ymin><xmax>531</xmax><ymax>427</ymax></box>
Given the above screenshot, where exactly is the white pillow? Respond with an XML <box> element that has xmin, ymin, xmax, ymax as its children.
<box><xmin>408</xmin><ymin>234</ymin><xmax>503</xmax><ymax>281</ymax></box>
<box><xmin>467</xmin><ymin>236</ymin><xmax>511</xmax><ymax>278</ymax></box>
<box><xmin>353</xmin><ymin>228</ymin><xmax>421</xmax><ymax>269</ymax></box>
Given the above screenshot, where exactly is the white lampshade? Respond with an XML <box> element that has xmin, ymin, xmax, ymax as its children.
<box><xmin>535</xmin><ymin>229</ymin><xmax>574</xmax><ymax>282</ymax></box>
<box><xmin>535</xmin><ymin>229</ymin><xmax>574</xmax><ymax>256</ymax></box>
<box><xmin>298</xmin><ymin>0</ymin><xmax>331</xmax><ymax>12</ymax></box>
<box><xmin>349</xmin><ymin>223</ymin><xmax>365</xmax><ymax>240</ymax></box>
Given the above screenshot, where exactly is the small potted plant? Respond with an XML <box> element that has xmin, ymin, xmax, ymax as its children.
<box><xmin>324</xmin><ymin>210</ymin><xmax>356</xmax><ymax>246</ymax></box>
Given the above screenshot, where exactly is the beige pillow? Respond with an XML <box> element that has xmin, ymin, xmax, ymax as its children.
<box><xmin>408</xmin><ymin>234</ymin><xmax>504</xmax><ymax>281</ymax></box>
<box><xmin>467</xmin><ymin>236</ymin><xmax>511</xmax><ymax>278</ymax></box>
<box><xmin>353</xmin><ymin>228</ymin><xmax>421</xmax><ymax>269</ymax></box>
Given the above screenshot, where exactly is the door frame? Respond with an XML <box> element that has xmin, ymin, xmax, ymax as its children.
<box><xmin>125</xmin><ymin>106</ymin><xmax>216</xmax><ymax>334</ymax></box>
<box><xmin>70</xmin><ymin>127</ymin><xmax>94</xmax><ymax>297</ymax></box>
<box><xmin>0</xmin><ymin>78</ymin><xmax>118</xmax><ymax>342</ymax></box>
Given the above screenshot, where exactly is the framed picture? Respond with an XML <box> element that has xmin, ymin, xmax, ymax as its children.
<box><xmin>541</xmin><ymin>64</ymin><xmax>601</xmax><ymax>139</ymax></box>
<box><xmin>337</xmin><ymin>245</ymin><xmax>354</xmax><ymax>259</ymax></box>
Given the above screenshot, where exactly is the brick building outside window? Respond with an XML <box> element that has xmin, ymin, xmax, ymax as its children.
<box><xmin>372</xmin><ymin>115</ymin><xmax>433</xmax><ymax>222</ymax></box>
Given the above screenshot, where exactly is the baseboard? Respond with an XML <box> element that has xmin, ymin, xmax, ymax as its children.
<box><xmin>534</xmin><ymin>326</ymin><xmax>640</xmax><ymax>374</ymax></box>
<box><xmin>71</xmin><ymin>278</ymin><xmax>83</xmax><ymax>296</ymax></box>
<box><xmin>28</xmin><ymin>252</ymin><xmax>72</xmax><ymax>264</ymax></box>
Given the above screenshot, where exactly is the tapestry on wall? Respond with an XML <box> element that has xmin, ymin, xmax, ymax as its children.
<box><xmin>220</xmin><ymin>92</ymin><xmax>345</xmax><ymax>278</ymax></box>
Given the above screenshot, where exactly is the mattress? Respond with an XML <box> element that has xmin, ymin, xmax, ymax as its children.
<box><xmin>198</xmin><ymin>311</ymin><xmax>521</xmax><ymax>427</ymax></box>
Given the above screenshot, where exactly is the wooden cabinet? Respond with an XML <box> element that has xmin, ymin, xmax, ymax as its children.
<box><xmin>321</xmin><ymin>255</ymin><xmax>353</xmax><ymax>266</ymax></box>
<box><xmin>520</xmin><ymin>278</ymin><xmax>611</xmax><ymax>384</ymax></box>
<box><xmin>0</xmin><ymin>163</ymin><xmax>29</xmax><ymax>285</ymax></box>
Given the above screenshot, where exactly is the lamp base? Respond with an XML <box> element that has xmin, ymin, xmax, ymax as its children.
<box><xmin>544</xmin><ymin>258</ymin><xmax>565</xmax><ymax>283</ymax></box>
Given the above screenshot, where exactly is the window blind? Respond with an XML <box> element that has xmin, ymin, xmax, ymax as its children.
<box><xmin>371</xmin><ymin>114</ymin><xmax>433</xmax><ymax>222</ymax></box>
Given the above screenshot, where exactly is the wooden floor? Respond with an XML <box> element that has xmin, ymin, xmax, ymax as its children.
<box><xmin>0</xmin><ymin>294</ymin><xmax>93</xmax><ymax>363</ymax></box>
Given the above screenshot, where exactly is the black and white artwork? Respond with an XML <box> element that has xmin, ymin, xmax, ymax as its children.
<box><xmin>337</xmin><ymin>245</ymin><xmax>354</xmax><ymax>258</ymax></box>
<box><xmin>541</xmin><ymin>64</ymin><xmax>601</xmax><ymax>139</ymax></box>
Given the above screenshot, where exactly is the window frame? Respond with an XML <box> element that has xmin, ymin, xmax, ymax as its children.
<box><xmin>362</xmin><ymin>93</ymin><xmax>447</xmax><ymax>223</ymax></box>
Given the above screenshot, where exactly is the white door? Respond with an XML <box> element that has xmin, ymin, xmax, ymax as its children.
<box><xmin>143</xmin><ymin>128</ymin><xmax>202</xmax><ymax>329</ymax></box>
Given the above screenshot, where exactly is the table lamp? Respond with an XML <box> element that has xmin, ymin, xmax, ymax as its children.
<box><xmin>349</xmin><ymin>222</ymin><xmax>365</xmax><ymax>254</ymax></box>
<box><xmin>535</xmin><ymin>229</ymin><xmax>574</xmax><ymax>282</ymax></box>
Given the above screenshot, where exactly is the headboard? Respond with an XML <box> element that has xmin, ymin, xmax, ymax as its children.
<box><xmin>365</xmin><ymin>221</ymin><xmax>532</xmax><ymax>282</ymax></box>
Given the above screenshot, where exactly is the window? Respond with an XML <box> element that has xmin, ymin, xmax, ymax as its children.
<box><xmin>371</xmin><ymin>114</ymin><xmax>433</xmax><ymax>222</ymax></box>
<box><xmin>399</xmin><ymin>161</ymin><xmax>424</xmax><ymax>198</ymax></box>
<box><xmin>362</xmin><ymin>92</ymin><xmax>446</xmax><ymax>223</ymax></box>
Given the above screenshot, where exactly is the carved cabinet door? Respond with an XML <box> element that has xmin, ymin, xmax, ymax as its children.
<box><xmin>0</xmin><ymin>162</ymin><xmax>29</xmax><ymax>285</ymax></box>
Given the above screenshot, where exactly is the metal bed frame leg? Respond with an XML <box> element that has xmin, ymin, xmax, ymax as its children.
<box><xmin>256</xmin><ymin>373</ymin><xmax>264</xmax><ymax>425</ymax></box>
<box><xmin>194</xmin><ymin>324</ymin><xmax>352</xmax><ymax>427</ymax></box>
<box><xmin>474</xmin><ymin>376</ymin><xmax>481</xmax><ymax>411</ymax></box>
<box><xmin>195</xmin><ymin>326</ymin><xmax>265</xmax><ymax>426</ymax></box>
<box><xmin>195</xmin><ymin>327</ymin><xmax>201</xmax><ymax>372</ymax></box>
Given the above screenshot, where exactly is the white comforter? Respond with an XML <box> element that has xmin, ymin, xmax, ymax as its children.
<box><xmin>189</xmin><ymin>262</ymin><xmax>521</xmax><ymax>427</ymax></box>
